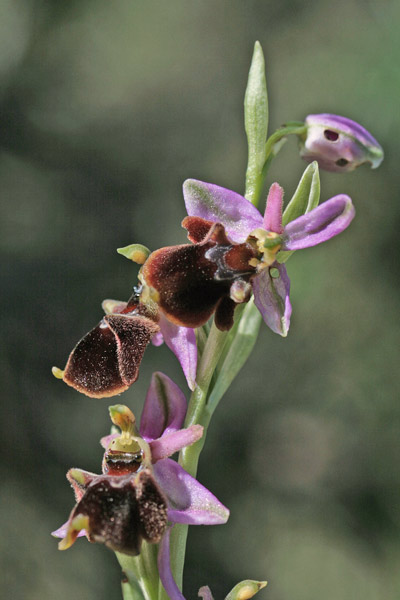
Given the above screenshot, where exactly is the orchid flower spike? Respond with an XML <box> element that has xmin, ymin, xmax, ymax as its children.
<box><xmin>298</xmin><ymin>113</ymin><xmax>384</xmax><ymax>172</ymax></box>
<box><xmin>139</xmin><ymin>179</ymin><xmax>354</xmax><ymax>337</ymax></box>
<box><xmin>52</xmin><ymin>372</ymin><xmax>229</xmax><ymax>597</ymax></box>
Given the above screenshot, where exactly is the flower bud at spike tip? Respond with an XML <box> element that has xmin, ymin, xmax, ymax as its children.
<box><xmin>298</xmin><ymin>113</ymin><xmax>384</xmax><ymax>172</ymax></box>
<box><xmin>117</xmin><ymin>243</ymin><xmax>151</xmax><ymax>264</ymax></box>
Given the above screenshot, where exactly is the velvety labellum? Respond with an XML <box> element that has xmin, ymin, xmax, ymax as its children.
<box><xmin>63</xmin><ymin>312</ymin><xmax>159</xmax><ymax>398</ymax></box>
<box><xmin>141</xmin><ymin>217</ymin><xmax>257</xmax><ymax>331</ymax></box>
<box><xmin>63</xmin><ymin>469</ymin><xmax>168</xmax><ymax>556</ymax></box>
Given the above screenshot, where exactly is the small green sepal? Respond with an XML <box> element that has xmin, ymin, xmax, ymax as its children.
<box><xmin>278</xmin><ymin>161</ymin><xmax>320</xmax><ymax>263</ymax></box>
<box><xmin>282</xmin><ymin>160</ymin><xmax>320</xmax><ymax>226</ymax></box>
<box><xmin>117</xmin><ymin>243</ymin><xmax>151</xmax><ymax>264</ymax></box>
<box><xmin>225</xmin><ymin>579</ymin><xmax>267</xmax><ymax>600</ymax></box>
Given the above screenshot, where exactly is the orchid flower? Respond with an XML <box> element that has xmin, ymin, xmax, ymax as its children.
<box><xmin>52</xmin><ymin>372</ymin><xmax>229</xmax><ymax>598</ymax></box>
<box><xmin>52</xmin><ymin>290</ymin><xmax>197</xmax><ymax>398</ymax></box>
<box><xmin>139</xmin><ymin>179</ymin><xmax>355</xmax><ymax>337</ymax></box>
<box><xmin>298</xmin><ymin>113</ymin><xmax>384</xmax><ymax>172</ymax></box>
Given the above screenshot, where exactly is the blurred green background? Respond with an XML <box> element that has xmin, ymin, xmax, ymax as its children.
<box><xmin>1</xmin><ymin>0</ymin><xmax>400</xmax><ymax>598</ymax></box>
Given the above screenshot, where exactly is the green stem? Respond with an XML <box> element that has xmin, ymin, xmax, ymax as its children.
<box><xmin>264</xmin><ymin>124</ymin><xmax>306</xmax><ymax>162</ymax></box>
<box><xmin>164</xmin><ymin>50</ymin><xmax>291</xmax><ymax>596</ymax></box>
<box><xmin>246</xmin><ymin>124</ymin><xmax>306</xmax><ymax>208</ymax></box>
<box><xmin>183</xmin><ymin>322</ymin><xmax>229</xmax><ymax>440</ymax></box>
<box><xmin>168</xmin><ymin>323</ymin><xmax>229</xmax><ymax>592</ymax></box>
<box><xmin>117</xmin><ymin>545</ymin><xmax>159</xmax><ymax>600</ymax></box>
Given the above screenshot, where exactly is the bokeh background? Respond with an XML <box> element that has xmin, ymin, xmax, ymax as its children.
<box><xmin>1</xmin><ymin>0</ymin><xmax>400</xmax><ymax>598</ymax></box>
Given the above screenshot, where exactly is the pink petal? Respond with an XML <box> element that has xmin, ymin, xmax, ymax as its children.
<box><xmin>140</xmin><ymin>372</ymin><xmax>187</xmax><ymax>441</ymax></box>
<box><xmin>252</xmin><ymin>265</ymin><xmax>292</xmax><ymax>337</ymax></box>
<box><xmin>159</xmin><ymin>314</ymin><xmax>197</xmax><ymax>391</ymax></box>
<box><xmin>183</xmin><ymin>179</ymin><xmax>263</xmax><ymax>243</ymax></box>
<box><xmin>149</xmin><ymin>425</ymin><xmax>203</xmax><ymax>462</ymax></box>
<box><xmin>154</xmin><ymin>458</ymin><xmax>229</xmax><ymax>525</ymax></box>
<box><xmin>262</xmin><ymin>183</ymin><xmax>284</xmax><ymax>234</ymax></box>
<box><xmin>283</xmin><ymin>194</ymin><xmax>355</xmax><ymax>250</ymax></box>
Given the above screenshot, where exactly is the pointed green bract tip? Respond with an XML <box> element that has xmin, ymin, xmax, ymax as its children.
<box><xmin>52</xmin><ymin>366</ymin><xmax>64</xmax><ymax>379</ymax></box>
<box><xmin>117</xmin><ymin>243</ymin><xmax>151</xmax><ymax>264</ymax></box>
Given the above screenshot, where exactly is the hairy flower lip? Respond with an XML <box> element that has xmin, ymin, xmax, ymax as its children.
<box><xmin>55</xmin><ymin>287</ymin><xmax>198</xmax><ymax>396</ymax></box>
<box><xmin>140</xmin><ymin>218</ymin><xmax>258</xmax><ymax>332</ymax></box>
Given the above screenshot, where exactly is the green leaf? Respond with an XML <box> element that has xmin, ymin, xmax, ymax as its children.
<box><xmin>207</xmin><ymin>300</ymin><xmax>262</xmax><ymax>414</ymax></box>
<box><xmin>244</xmin><ymin>41</ymin><xmax>269</xmax><ymax>205</ymax></box>
<box><xmin>279</xmin><ymin>161</ymin><xmax>320</xmax><ymax>263</ymax></box>
<box><xmin>225</xmin><ymin>580</ymin><xmax>267</xmax><ymax>600</ymax></box>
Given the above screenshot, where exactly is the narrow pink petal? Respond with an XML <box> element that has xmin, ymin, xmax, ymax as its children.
<box><xmin>252</xmin><ymin>265</ymin><xmax>292</xmax><ymax>337</ymax></box>
<box><xmin>262</xmin><ymin>183</ymin><xmax>284</xmax><ymax>233</ymax></box>
<box><xmin>159</xmin><ymin>314</ymin><xmax>197</xmax><ymax>390</ymax></box>
<box><xmin>153</xmin><ymin>459</ymin><xmax>230</xmax><ymax>525</ymax></box>
<box><xmin>158</xmin><ymin>527</ymin><xmax>186</xmax><ymax>600</ymax></box>
<box><xmin>283</xmin><ymin>195</ymin><xmax>355</xmax><ymax>250</ymax></box>
<box><xmin>183</xmin><ymin>179</ymin><xmax>263</xmax><ymax>243</ymax></box>
<box><xmin>149</xmin><ymin>425</ymin><xmax>203</xmax><ymax>462</ymax></box>
<box><xmin>140</xmin><ymin>372</ymin><xmax>187</xmax><ymax>441</ymax></box>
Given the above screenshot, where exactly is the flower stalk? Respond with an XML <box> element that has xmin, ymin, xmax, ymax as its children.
<box><xmin>170</xmin><ymin>43</ymin><xmax>272</xmax><ymax>592</ymax></box>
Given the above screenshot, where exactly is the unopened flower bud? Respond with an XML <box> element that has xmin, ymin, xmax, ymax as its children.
<box><xmin>298</xmin><ymin>113</ymin><xmax>383</xmax><ymax>172</ymax></box>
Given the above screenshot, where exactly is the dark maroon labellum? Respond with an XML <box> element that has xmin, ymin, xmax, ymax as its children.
<box><xmin>63</xmin><ymin>311</ymin><xmax>160</xmax><ymax>398</ymax></box>
<box><xmin>65</xmin><ymin>469</ymin><xmax>168</xmax><ymax>555</ymax></box>
<box><xmin>141</xmin><ymin>217</ymin><xmax>258</xmax><ymax>331</ymax></box>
